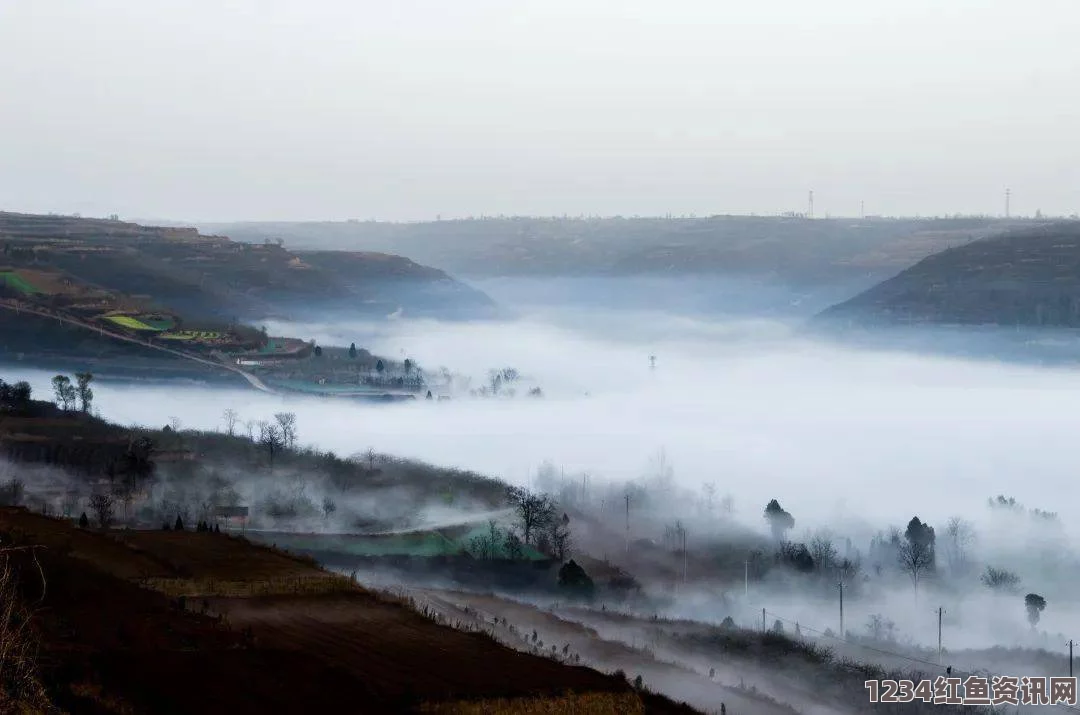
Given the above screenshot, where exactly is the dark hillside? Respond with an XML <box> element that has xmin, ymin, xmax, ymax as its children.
<box><xmin>817</xmin><ymin>221</ymin><xmax>1080</xmax><ymax>327</ymax></box>
<box><xmin>0</xmin><ymin>508</ymin><xmax>694</xmax><ymax>713</ymax></box>
<box><xmin>0</xmin><ymin>211</ymin><xmax>494</xmax><ymax>322</ymax></box>
<box><xmin>297</xmin><ymin>251</ymin><xmax>496</xmax><ymax>319</ymax></box>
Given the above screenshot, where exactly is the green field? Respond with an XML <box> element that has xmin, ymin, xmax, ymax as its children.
<box><xmin>264</xmin><ymin>379</ymin><xmax>390</xmax><ymax>395</ymax></box>
<box><xmin>105</xmin><ymin>314</ymin><xmax>178</xmax><ymax>331</ymax></box>
<box><xmin>268</xmin><ymin>532</ymin><xmax>464</xmax><ymax>557</ymax></box>
<box><xmin>0</xmin><ymin>271</ymin><xmax>42</xmax><ymax>295</ymax></box>
<box><xmin>142</xmin><ymin>316</ymin><xmax>176</xmax><ymax>330</ymax></box>
<box><xmin>263</xmin><ymin>527</ymin><xmax>547</xmax><ymax>560</ymax></box>
<box><xmin>106</xmin><ymin>315</ymin><xmax>158</xmax><ymax>331</ymax></box>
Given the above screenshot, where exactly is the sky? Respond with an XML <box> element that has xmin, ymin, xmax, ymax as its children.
<box><xmin>1</xmin><ymin>0</ymin><xmax>1078</xmax><ymax>221</ymax></box>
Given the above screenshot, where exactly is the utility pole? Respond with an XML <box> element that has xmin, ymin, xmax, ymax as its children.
<box><xmin>838</xmin><ymin>575</ymin><xmax>844</xmax><ymax>640</ymax></box>
<box><xmin>1006</xmin><ymin>188</ymin><xmax>1011</xmax><ymax>218</ymax></box>
<box><xmin>624</xmin><ymin>493</ymin><xmax>630</xmax><ymax>555</ymax></box>
<box><xmin>938</xmin><ymin>607</ymin><xmax>946</xmax><ymax>665</ymax></box>
<box><xmin>682</xmin><ymin>525</ymin><xmax>688</xmax><ymax>584</ymax></box>
<box><xmin>809</xmin><ymin>190</ymin><xmax>815</xmax><ymax>219</ymax></box>
<box><xmin>744</xmin><ymin>559</ymin><xmax>749</xmax><ymax>598</ymax></box>
<box><xmin>762</xmin><ymin>608</ymin><xmax>766</xmax><ymax>633</ymax></box>
<box><xmin>1069</xmin><ymin>639</ymin><xmax>1074</xmax><ymax>678</ymax></box>
<box><xmin>860</xmin><ymin>200</ymin><xmax>865</xmax><ymax>219</ymax></box>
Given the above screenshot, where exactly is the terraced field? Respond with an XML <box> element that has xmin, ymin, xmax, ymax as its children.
<box><xmin>106</xmin><ymin>315</ymin><xmax>159</xmax><ymax>330</ymax></box>
<box><xmin>160</xmin><ymin>330</ymin><xmax>223</xmax><ymax>341</ymax></box>
<box><xmin>212</xmin><ymin>593</ymin><xmax>638</xmax><ymax>710</ymax></box>
<box><xmin>0</xmin><ymin>507</ymin><xmax>684</xmax><ymax>714</ymax></box>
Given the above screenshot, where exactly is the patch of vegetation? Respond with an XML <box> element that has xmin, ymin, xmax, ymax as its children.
<box><xmin>0</xmin><ymin>271</ymin><xmax>41</xmax><ymax>295</ymax></box>
<box><xmin>105</xmin><ymin>315</ymin><xmax>161</xmax><ymax>331</ymax></box>
<box><xmin>159</xmin><ymin>330</ymin><xmax>222</xmax><ymax>340</ymax></box>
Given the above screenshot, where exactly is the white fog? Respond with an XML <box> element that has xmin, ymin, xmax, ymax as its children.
<box><xmin>7</xmin><ymin>311</ymin><xmax>1075</xmax><ymax>535</ymax></box>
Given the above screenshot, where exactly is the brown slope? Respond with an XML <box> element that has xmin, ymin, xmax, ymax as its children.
<box><xmin>817</xmin><ymin>221</ymin><xmax>1080</xmax><ymax>327</ymax></box>
<box><xmin>0</xmin><ymin>211</ymin><xmax>494</xmax><ymax>322</ymax></box>
<box><xmin>0</xmin><ymin>508</ymin><xmax>696</xmax><ymax>714</ymax></box>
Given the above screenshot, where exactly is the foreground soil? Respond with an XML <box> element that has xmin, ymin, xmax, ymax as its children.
<box><xmin>0</xmin><ymin>508</ymin><xmax>697</xmax><ymax>714</ymax></box>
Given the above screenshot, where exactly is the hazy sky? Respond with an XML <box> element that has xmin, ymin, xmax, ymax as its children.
<box><xmin>1</xmin><ymin>0</ymin><xmax>1078</xmax><ymax>221</ymax></box>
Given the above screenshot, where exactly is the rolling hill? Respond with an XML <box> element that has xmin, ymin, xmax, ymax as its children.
<box><xmin>0</xmin><ymin>506</ymin><xmax>694</xmax><ymax>714</ymax></box>
<box><xmin>0</xmin><ymin>211</ymin><xmax>495</xmax><ymax>323</ymax></box>
<box><xmin>816</xmin><ymin>221</ymin><xmax>1080</xmax><ymax>328</ymax></box>
<box><xmin>201</xmin><ymin>215</ymin><xmax>1024</xmax><ymax>286</ymax></box>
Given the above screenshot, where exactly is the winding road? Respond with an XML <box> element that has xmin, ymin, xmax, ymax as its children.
<box><xmin>0</xmin><ymin>299</ymin><xmax>277</xmax><ymax>394</ymax></box>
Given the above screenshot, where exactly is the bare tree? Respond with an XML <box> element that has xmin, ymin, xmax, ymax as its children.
<box><xmin>168</xmin><ymin>416</ymin><xmax>182</xmax><ymax>433</ymax></box>
<box><xmin>274</xmin><ymin>412</ymin><xmax>297</xmax><ymax>449</ymax></box>
<box><xmin>222</xmin><ymin>408</ymin><xmax>240</xmax><ymax>436</ymax></box>
<box><xmin>809</xmin><ymin>530</ymin><xmax>838</xmax><ymax>573</ymax></box>
<box><xmin>897</xmin><ymin>539</ymin><xmax>934</xmax><ymax>594</ymax></box>
<box><xmin>362</xmin><ymin>447</ymin><xmax>378</xmax><ymax>472</ymax></box>
<box><xmin>650</xmin><ymin>448</ymin><xmax>674</xmax><ymax>493</ymax></box>
<box><xmin>0</xmin><ymin>479</ymin><xmax>24</xmax><ymax>507</ymax></box>
<box><xmin>88</xmin><ymin>493</ymin><xmax>114</xmax><ymax>529</ymax></box>
<box><xmin>865</xmin><ymin>614</ymin><xmax>897</xmax><ymax>643</ymax></box>
<box><xmin>547</xmin><ymin>513</ymin><xmax>572</xmax><ymax>562</ymax></box>
<box><xmin>702</xmin><ymin>482</ymin><xmax>716</xmax><ymax>517</ymax></box>
<box><xmin>258</xmin><ymin>421</ymin><xmax>286</xmax><ymax>469</ymax></box>
<box><xmin>244</xmin><ymin>420</ymin><xmax>257</xmax><ymax>441</ymax></box>
<box><xmin>60</xmin><ymin>492</ymin><xmax>80</xmax><ymax>519</ymax></box>
<box><xmin>942</xmin><ymin>517</ymin><xmax>975</xmax><ymax>573</ymax></box>
<box><xmin>507</xmin><ymin>486</ymin><xmax>555</xmax><ymax>546</ymax></box>
<box><xmin>117</xmin><ymin>480</ymin><xmax>135</xmax><ymax>525</ymax></box>
<box><xmin>321</xmin><ymin>496</ymin><xmax>337</xmax><ymax>522</ymax></box>
<box><xmin>51</xmin><ymin>375</ymin><xmax>76</xmax><ymax>411</ymax></box>
<box><xmin>981</xmin><ymin>566</ymin><xmax>1020</xmax><ymax>593</ymax></box>
<box><xmin>503</xmin><ymin>529</ymin><xmax>525</xmax><ymax>560</ymax></box>
<box><xmin>469</xmin><ymin>520</ymin><xmax>502</xmax><ymax>560</ymax></box>
<box><xmin>74</xmin><ymin>372</ymin><xmax>94</xmax><ymax>413</ymax></box>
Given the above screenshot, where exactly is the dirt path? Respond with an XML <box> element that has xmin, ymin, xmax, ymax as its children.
<box><xmin>410</xmin><ymin>588</ymin><xmax>802</xmax><ymax>715</ymax></box>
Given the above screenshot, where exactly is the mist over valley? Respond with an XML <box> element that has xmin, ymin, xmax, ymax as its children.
<box><xmin>3</xmin><ymin>1</ymin><xmax>1080</xmax><ymax>708</ymax></box>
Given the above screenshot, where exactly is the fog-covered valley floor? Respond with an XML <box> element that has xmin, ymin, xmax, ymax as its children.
<box><xmin>9</xmin><ymin>311</ymin><xmax>1078</xmax><ymax>531</ymax></box>
<box><xmin>7</xmin><ymin>309</ymin><xmax>1080</xmax><ymax>712</ymax></box>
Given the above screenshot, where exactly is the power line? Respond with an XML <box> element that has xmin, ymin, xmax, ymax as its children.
<box><xmin>759</xmin><ymin>608</ymin><xmax>1080</xmax><ymax>712</ymax></box>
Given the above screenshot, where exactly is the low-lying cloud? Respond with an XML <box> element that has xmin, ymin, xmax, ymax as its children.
<box><xmin>7</xmin><ymin>311</ymin><xmax>1079</xmax><ymax>538</ymax></box>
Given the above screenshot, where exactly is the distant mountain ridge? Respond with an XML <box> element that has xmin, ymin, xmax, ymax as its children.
<box><xmin>0</xmin><ymin>211</ymin><xmax>495</xmax><ymax>321</ymax></box>
<box><xmin>201</xmin><ymin>215</ymin><xmax>1023</xmax><ymax>287</ymax></box>
<box><xmin>816</xmin><ymin>221</ymin><xmax>1080</xmax><ymax>327</ymax></box>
